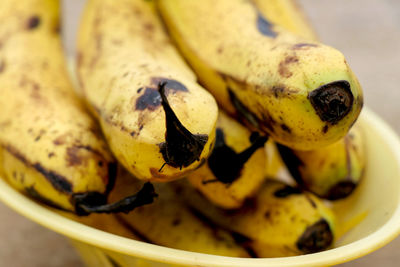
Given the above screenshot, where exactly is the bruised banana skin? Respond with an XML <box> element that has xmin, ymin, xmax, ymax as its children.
<box><xmin>277</xmin><ymin>123</ymin><xmax>365</xmax><ymax>200</ymax></box>
<box><xmin>77</xmin><ymin>0</ymin><xmax>218</xmax><ymax>181</ymax></box>
<box><xmin>174</xmin><ymin>179</ymin><xmax>336</xmax><ymax>257</ymax></box>
<box><xmin>0</xmin><ymin>0</ymin><xmax>116</xmax><ymax>212</ymax></box>
<box><xmin>252</xmin><ymin>0</ymin><xmax>318</xmax><ymax>41</ymax></box>
<box><xmin>188</xmin><ymin>111</ymin><xmax>268</xmax><ymax>209</ymax></box>
<box><xmin>157</xmin><ymin>0</ymin><xmax>363</xmax><ymax>150</ymax></box>
<box><xmin>109</xmin><ymin>168</ymin><xmax>250</xmax><ymax>257</ymax></box>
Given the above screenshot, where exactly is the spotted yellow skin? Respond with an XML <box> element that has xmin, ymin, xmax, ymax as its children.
<box><xmin>0</xmin><ymin>0</ymin><xmax>116</xmax><ymax>211</ymax></box>
<box><xmin>188</xmin><ymin>111</ymin><xmax>267</xmax><ymax>209</ymax></box>
<box><xmin>252</xmin><ymin>0</ymin><xmax>318</xmax><ymax>41</ymax></box>
<box><xmin>176</xmin><ymin>179</ymin><xmax>336</xmax><ymax>257</ymax></box>
<box><xmin>77</xmin><ymin>0</ymin><xmax>218</xmax><ymax>181</ymax></box>
<box><xmin>157</xmin><ymin>0</ymin><xmax>363</xmax><ymax>150</ymax></box>
<box><xmin>253</xmin><ymin>0</ymin><xmax>366</xmax><ymax>199</ymax></box>
<box><xmin>281</xmin><ymin>123</ymin><xmax>365</xmax><ymax>199</ymax></box>
<box><xmin>109</xmin><ymin>168</ymin><xmax>249</xmax><ymax>257</ymax></box>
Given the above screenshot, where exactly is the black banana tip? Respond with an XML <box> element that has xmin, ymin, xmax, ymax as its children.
<box><xmin>324</xmin><ymin>181</ymin><xmax>357</xmax><ymax>200</ymax></box>
<box><xmin>296</xmin><ymin>219</ymin><xmax>334</xmax><ymax>254</ymax></box>
<box><xmin>308</xmin><ymin>80</ymin><xmax>353</xmax><ymax>125</ymax></box>
<box><xmin>158</xmin><ymin>82</ymin><xmax>208</xmax><ymax>170</ymax></box>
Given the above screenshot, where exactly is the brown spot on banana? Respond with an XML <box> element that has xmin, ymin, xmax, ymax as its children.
<box><xmin>66</xmin><ymin>146</ymin><xmax>83</xmax><ymax>166</ymax></box>
<box><xmin>256</xmin><ymin>13</ymin><xmax>277</xmax><ymax>37</ymax></box>
<box><xmin>26</xmin><ymin>15</ymin><xmax>41</xmax><ymax>30</ymax></box>
<box><xmin>135</xmin><ymin>78</ymin><xmax>188</xmax><ymax>111</ymax></box>
<box><xmin>278</xmin><ymin>55</ymin><xmax>299</xmax><ymax>78</ymax></box>
<box><xmin>0</xmin><ymin>59</ymin><xmax>5</xmax><ymax>73</ymax></box>
<box><xmin>280</xmin><ymin>123</ymin><xmax>291</xmax><ymax>133</ymax></box>
<box><xmin>308</xmin><ymin>80</ymin><xmax>354</xmax><ymax>125</ymax></box>
<box><xmin>151</xmin><ymin>77</ymin><xmax>189</xmax><ymax>92</ymax></box>
<box><xmin>135</xmin><ymin>88</ymin><xmax>161</xmax><ymax>111</ymax></box>
<box><xmin>53</xmin><ymin>133</ymin><xmax>70</xmax><ymax>145</ymax></box>
<box><xmin>292</xmin><ymin>43</ymin><xmax>319</xmax><ymax>50</ymax></box>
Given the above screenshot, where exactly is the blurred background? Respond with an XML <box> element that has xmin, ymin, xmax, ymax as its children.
<box><xmin>1</xmin><ymin>0</ymin><xmax>400</xmax><ymax>266</ymax></box>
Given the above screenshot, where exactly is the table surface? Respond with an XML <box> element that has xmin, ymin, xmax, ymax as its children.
<box><xmin>1</xmin><ymin>0</ymin><xmax>400</xmax><ymax>266</ymax></box>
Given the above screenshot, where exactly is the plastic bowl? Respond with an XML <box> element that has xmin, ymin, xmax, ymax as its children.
<box><xmin>1</xmin><ymin>107</ymin><xmax>400</xmax><ymax>267</ymax></box>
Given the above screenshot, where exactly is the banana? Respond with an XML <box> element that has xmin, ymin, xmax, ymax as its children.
<box><xmin>0</xmin><ymin>0</ymin><xmax>156</xmax><ymax>215</ymax></box>
<box><xmin>188</xmin><ymin>111</ymin><xmax>268</xmax><ymax>209</ymax></box>
<box><xmin>252</xmin><ymin>0</ymin><xmax>366</xmax><ymax>199</ymax></box>
<box><xmin>252</xmin><ymin>0</ymin><xmax>318</xmax><ymax>41</ymax></box>
<box><xmin>77</xmin><ymin>0</ymin><xmax>218</xmax><ymax>181</ymax></box>
<box><xmin>173</xmin><ymin>179</ymin><xmax>336</xmax><ymax>257</ymax></box>
<box><xmin>109</xmin><ymin>168</ymin><xmax>250</xmax><ymax>257</ymax></box>
<box><xmin>277</xmin><ymin>123</ymin><xmax>365</xmax><ymax>200</ymax></box>
<box><xmin>157</xmin><ymin>0</ymin><xmax>363</xmax><ymax>150</ymax></box>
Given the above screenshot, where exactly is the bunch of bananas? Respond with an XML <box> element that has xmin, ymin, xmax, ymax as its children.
<box><xmin>0</xmin><ymin>0</ymin><xmax>366</xmax><ymax>259</ymax></box>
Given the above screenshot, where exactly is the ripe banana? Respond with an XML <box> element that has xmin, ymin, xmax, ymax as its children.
<box><xmin>173</xmin><ymin>179</ymin><xmax>336</xmax><ymax>257</ymax></box>
<box><xmin>157</xmin><ymin>0</ymin><xmax>363</xmax><ymax>150</ymax></box>
<box><xmin>253</xmin><ymin>0</ymin><xmax>366</xmax><ymax>200</ymax></box>
<box><xmin>0</xmin><ymin>0</ymin><xmax>155</xmax><ymax>215</ymax></box>
<box><xmin>109</xmin><ymin>168</ymin><xmax>250</xmax><ymax>257</ymax></box>
<box><xmin>77</xmin><ymin>0</ymin><xmax>218</xmax><ymax>181</ymax></box>
<box><xmin>252</xmin><ymin>0</ymin><xmax>318</xmax><ymax>41</ymax></box>
<box><xmin>277</xmin><ymin>123</ymin><xmax>365</xmax><ymax>200</ymax></box>
<box><xmin>188</xmin><ymin>111</ymin><xmax>268</xmax><ymax>209</ymax></box>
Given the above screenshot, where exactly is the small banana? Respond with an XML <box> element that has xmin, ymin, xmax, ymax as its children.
<box><xmin>0</xmin><ymin>0</ymin><xmax>155</xmax><ymax>215</ymax></box>
<box><xmin>77</xmin><ymin>0</ymin><xmax>218</xmax><ymax>181</ymax></box>
<box><xmin>174</xmin><ymin>179</ymin><xmax>336</xmax><ymax>257</ymax></box>
<box><xmin>188</xmin><ymin>111</ymin><xmax>268</xmax><ymax>209</ymax></box>
<box><xmin>109</xmin><ymin>168</ymin><xmax>250</xmax><ymax>257</ymax></box>
<box><xmin>157</xmin><ymin>0</ymin><xmax>363</xmax><ymax>150</ymax></box>
<box><xmin>252</xmin><ymin>0</ymin><xmax>318</xmax><ymax>41</ymax></box>
<box><xmin>277</xmin><ymin>123</ymin><xmax>365</xmax><ymax>200</ymax></box>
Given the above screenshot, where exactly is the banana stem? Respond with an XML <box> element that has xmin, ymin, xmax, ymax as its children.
<box><xmin>158</xmin><ymin>82</ymin><xmax>208</xmax><ymax>170</ymax></box>
<box><xmin>75</xmin><ymin>182</ymin><xmax>157</xmax><ymax>216</ymax></box>
<box><xmin>207</xmin><ymin>129</ymin><xmax>268</xmax><ymax>184</ymax></box>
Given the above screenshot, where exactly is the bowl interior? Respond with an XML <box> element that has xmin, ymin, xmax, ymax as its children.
<box><xmin>1</xmin><ymin>108</ymin><xmax>400</xmax><ymax>267</ymax></box>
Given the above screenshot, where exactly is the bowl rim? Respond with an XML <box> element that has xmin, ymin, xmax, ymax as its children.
<box><xmin>1</xmin><ymin>107</ymin><xmax>400</xmax><ymax>267</ymax></box>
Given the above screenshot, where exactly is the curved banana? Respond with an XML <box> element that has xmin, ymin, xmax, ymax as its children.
<box><xmin>188</xmin><ymin>111</ymin><xmax>268</xmax><ymax>209</ymax></box>
<box><xmin>0</xmin><ymin>0</ymin><xmax>156</xmax><ymax>215</ymax></box>
<box><xmin>252</xmin><ymin>0</ymin><xmax>318</xmax><ymax>40</ymax></box>
<box><xmin>109</xmin><ymin>168</ymin><xmax>250</xmax><ymax>257</ymax></box>
<box><xmin>253</xmin><ymin>0</ymin><xmax>366</xmax><ymax>200</ymax></box>
<box><xmin>157</xmin><ymin>0</ymin><xmax>363</xmax><ymax>150</ymax></box>
<box><xmin>77</xmin><ymin>0</ymin><xmax>218</xmax><ymax>181</ymax></box>
<box><xmin>174</xmin><ymin>179</ymin><xmax>336</xmax><ymax>257</ymax></box>
<box><xmin>277</xmin><ymin>123</ymin><xmax>365</xmax><ymax>200</ymax></box>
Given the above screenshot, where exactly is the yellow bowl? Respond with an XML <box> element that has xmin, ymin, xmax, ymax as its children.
<box><xmin>1</xmin><ymin>107</ymin><xmax>400</xmax><ymax>267</ymax></box>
